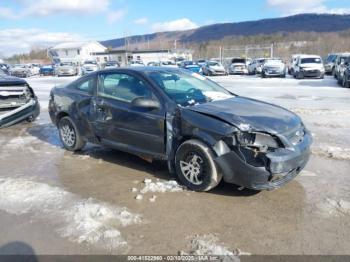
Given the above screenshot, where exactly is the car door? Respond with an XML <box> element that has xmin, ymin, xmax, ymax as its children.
<box><xmin>90</xmin><ymin>71</ymin><xmax>166</xmax><ymax>157</ymax></box>
<box><xmin>66</xmin><ymin>75</ymin><xmax>97</xmax><ymax>138</ymax></box>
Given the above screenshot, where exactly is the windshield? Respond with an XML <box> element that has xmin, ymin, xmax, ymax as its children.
<box><xmin>265</xmin><ymin>59</ymin><xmax>283</xmax><ymax>64</ymax></box>
<box><xmin>208</xmin><ymin>62</ymin><xmax>221</xmax><ymax>67</ymax></box>
<box><xmin>60</xmin><ymin>63</ymin><xmax>73</xmax><ymax>66</ymax></box>
<box><xmin>232</xmin><ymin>59</ymin><xmax>246</xmax><ymax>64</ymax></box>
<box><xmin>147</xmin><ymin>70</ymin><xmax>234</xmax><ymax>107</ymax></box>
<box><xmin>85</xmin><ymin>61</ymin><xmax>97</xmax><ymax>65</ymax></box>
<box><xmin>301</xmin><ymin>58</ymin><xmax>322</xmax><ymax>64</ymax></box>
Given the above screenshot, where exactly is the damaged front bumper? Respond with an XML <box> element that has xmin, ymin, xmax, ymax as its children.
<box><xmin>0</xmin><ymin>98</ymin><xmax>40</xmax><ymax>128</ymax></box>
<box><xmin>215</xmin><ymin>131</ymin><xmax>312</xmax><ymax>190</ymax></box>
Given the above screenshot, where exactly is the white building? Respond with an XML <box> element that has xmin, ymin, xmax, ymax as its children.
<box><xmin>49</xmin><ymin>41</ymin><xmax>106</xmax><ymax>65</ymax></box>
<box><xmin>92</xmin><ymin>49</ymin><xmax>193</xmax><ymax>67</ymax></box>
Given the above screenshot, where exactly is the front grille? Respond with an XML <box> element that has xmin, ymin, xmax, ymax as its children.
<box><xmin>0</xmin><ymin>85</ymin><xmax>29</xmax><ymax>109</ymax></box>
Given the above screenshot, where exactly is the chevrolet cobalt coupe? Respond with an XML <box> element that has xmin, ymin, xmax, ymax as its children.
<box><xmin>49</xmin><ymin>68</ymin><xmax>312</xmax><ymax>191</ymax></box>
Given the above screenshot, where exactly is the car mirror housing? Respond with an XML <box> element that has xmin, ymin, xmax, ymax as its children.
<box><xmin>131</xmin><ymin>97</ymin><xmax>160</xmax><ymax>110</ymax></box>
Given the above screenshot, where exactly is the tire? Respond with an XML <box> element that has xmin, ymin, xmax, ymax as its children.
<box><xmin>296</xmin><ymin>71</ymin><xmax>304</xmax><ymax>79</ymax></box>
<box><xmin>58</xmin><ymin>116</ymin><xmax>86</xmax><ymax>151</ymax></box>
<box><xmin>332</xmin><ymin>68</ymin><xmax>336</xmax><ymax>78</ymax></box>
<box><xmin>175</xmin><ymin>139</ymin><xmax>222</xmax><ymax>192</ymax></box>
<box><xmin>343</xmin><ymin>76</ymin><xmax>349</xmax><ymax>88</ymax></box>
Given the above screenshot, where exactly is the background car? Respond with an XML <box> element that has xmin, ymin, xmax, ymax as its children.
<box><xmin>293</xmin><ymin>55</ymin><xmax>325</xmax><ymax>79</ymax></box>
<box><xmin>39</xmin><ymin>64</ymin><xmax>55</xmax><ymax>76</ymax></box>
<box><xmin>9</xmin><ymin>64</ymin><xmax>32</xmax><ymax>78</ymax></box>
<box><xmin>324</xmin><ymin>53</ymin><xmax>340</xmax><ymax>75</ymax></box>
<box><xmin>104</xmin><ymin>61</ymin><xmax>120</xmax><ymax>69</ymax></box>
<box><xmin>195</xmin><ymin>59</ymin><xmax>207</xmax><ymax>67</ymax></box>
<box><xmin>56</xmin><ymin>62</ymin><xmax>78</xmax><ymax>77</ymax></box>
<box><xmin>81</xmin><ymin>60</ymin><xmax>99</xmax><ymax>75</ymax></box>
<box><xmin>0</xmin><ymin>63</ymin><xmax>9</xmax><ymax>75</ymax></box>
<box><xmin>261</xmin><ymin>58</ymin><xmax>286</xmax><ymax>78</ymax></box>
<box><xmin>248</xmin><ymin>58</ymin><xmax>266</xmax><ymax>75</ymax></box>
<box><xmin>341</xmin><ymin>58</ymin><xmax>350</xmax><ymax>88</ymax></box>
<box><xmin>202</xmin><ymin>61</ymin><xmax>227</xmax><ymax>76</ymax></box>
<box><xmin>289</xmin><ymin>54</ymin><xmax>304</xmax><ymax>75</ymax></box>
<box><xmin>129</xmin><ymin>60</ymin><xmax>145</xmax><ymax>67</ymax></box>
<box><xmin>334</xmin><ymin>53</ymin><xmax>350</xmax><ymax>80</ymax></box>
<box><xmin>183</xmin><ymin>64</ymin><xmax>202</xmax><ymax>73</ymax></box>
<box><xmin>0</xmin><ymin>73</ymin><xmax>40</xmax><ymax>127</ymax></box>
<box><xmin>229</xmin><ymin>58</ymin><xmax>248</xmax><ymax>75</ymax></box>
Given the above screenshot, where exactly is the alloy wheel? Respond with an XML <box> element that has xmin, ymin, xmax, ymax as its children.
<box><xmin>180</xmin><ymin>153</ymin><xmax>205</xmax><ymax>185</ymax></box>
<box><xmin>60</xmin><ymin>122</ymin><xmax>76</xmax><ymax>147</ymax></box>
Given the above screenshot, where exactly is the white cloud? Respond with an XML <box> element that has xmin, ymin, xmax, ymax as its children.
<box><xmin>0</xmin><ymin>28</ymin><xmax>83</xmax><ymax>56</ymax></box>
<box><xmin>0</xmin><ymin>7</ymin><xmax>17</xmax><ymax>19</ymax></box>
<box><xmin>152</xmin><ymin>18</ymin><xmax>198</xmax><ymax>32</ymax></box>
<box><xmin>21</xmin><ymin>0</ymin><xmax>109</xmax><ymax>17</ymax></box>
<box><xmin>266</xmin><ymin>0</ymin><xmax>350</xmax><ymax>15</ymax></box>
<box><xmin>134</xmin><ymin>17</ymin><xmax>149</xmax><ymax>25</ymax></box>
<box><xmin>107</xmin><ymin>9</ymin><xmax>127</xmax><ymax>24</ymax></box>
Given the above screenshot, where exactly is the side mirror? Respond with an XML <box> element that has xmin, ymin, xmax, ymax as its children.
<box><xmin>131</xmin><ymin>97</ymin><xmax>160</xmax><ymax>110</ymax></box>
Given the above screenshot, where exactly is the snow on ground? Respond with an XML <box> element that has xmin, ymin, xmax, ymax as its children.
<box><xmin>312</xmin><ymin>145</ymin><xmax>350</xmax><ymax>160</ymax></box>
<box><xmin>181</xmin><ymin>234</ymin><xmax>248</xmax><ymax>261</ymax></box>
<box><xmin>0</xmin><ymin>177</ymin><xmax>141</xmax><ymax>250</ymax></box>
<box><xmin>140</xmin><ymin>179</ymin><xmax>184</xmax><ymax>194</ymax></box>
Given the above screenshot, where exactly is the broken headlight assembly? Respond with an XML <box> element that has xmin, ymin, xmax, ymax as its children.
<box><xmin>236</xmin><ymin>132</ymin><xmax>281</xmax><ymax>152</ymax></box>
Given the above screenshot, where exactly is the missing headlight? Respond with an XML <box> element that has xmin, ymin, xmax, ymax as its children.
<box><xmin>236</xmin><ymin>132</ymin><xmax>280</xmax><ymax>151</ymax></box>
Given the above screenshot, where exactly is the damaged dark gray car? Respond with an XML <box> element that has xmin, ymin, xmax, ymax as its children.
<box><xmin>0</xmin><ymin>72</ymin><xmax>40</xmax><ymax>128</ymax></box>
<box><xmin>49</xmin><ymin>68</ymin><xmax>312</xmax><ymax>191</ymax></box>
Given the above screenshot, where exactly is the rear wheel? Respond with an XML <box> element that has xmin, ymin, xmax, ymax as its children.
<box><xmin>58</xmin><ymin>116</ymin><xmax>86</xmax><ymax>151</ymax></box>
<box><xmin>175</xmin><ymin>139</ymin><xmax>222</xmax><ymax>192</ymax></box>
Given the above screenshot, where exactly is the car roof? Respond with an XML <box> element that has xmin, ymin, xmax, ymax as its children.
<box><xmin>98</xmin><ymin>67</ymin><xmax>184</xmax><ymax>75</ymax></box>
<box><xmin>298</xmin><ymin>55</ymin><xmax>321</xmax><ymax>59</ymax></box>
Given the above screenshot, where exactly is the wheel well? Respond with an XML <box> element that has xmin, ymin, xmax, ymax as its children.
<box><xmin>56</xmin><ymin>112</ymin><xmax>69</xmax><ymax>125</ymax></box>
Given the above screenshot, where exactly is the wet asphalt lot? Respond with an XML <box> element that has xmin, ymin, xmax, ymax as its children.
<box><xmin>0</xmin><ymin>74</ymin><xmax>350</xmax><ymax>255</ymax></box>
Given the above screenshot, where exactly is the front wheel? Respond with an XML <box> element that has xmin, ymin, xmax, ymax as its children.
<box><xmin>175</xmin><ymin>139</ymin><xmax>222</xmax><ymax>192</ymax></box>
<box><xmin>58</xmin><ymin>116</ymin><xmax>86</xmax><ymax>151</ymax></box>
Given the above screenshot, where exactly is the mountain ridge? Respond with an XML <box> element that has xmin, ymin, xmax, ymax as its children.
<box><xmin>101</xmin><ymin>13</ymin><xmax>350</xmax><ymax>49</ymax></box>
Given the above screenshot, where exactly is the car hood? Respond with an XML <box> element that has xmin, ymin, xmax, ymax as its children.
<box><xmin>187</xmin><ymin>96</ymin><xmax>301</xmax><ymax>134</ymax></box>
<box><xmin>231</xmin><ymin>63</ymin><xmax>246</xmax><ymax>67</ymax></box>
<box><xmin>58</xmin><ymin>66</ymin><xmax>74</xmax><ymax>70</ymax></box>
<box><xmin>209</xmin><ymin>65</ymin><xmax>225</xmax><ymax>71</ymax></box>
<box><xmin>300</xmin><ymin>63</ymin><xmax>324</xmax><ymax>69</ymax></box>
<box><xmin>0</xmin><ymin>75</ymin><xmax>27</xmax><ymax>86</ymax></box>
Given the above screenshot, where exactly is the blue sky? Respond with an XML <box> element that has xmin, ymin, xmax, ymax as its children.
<box><xmin>0</xmin><ymin>0</ymin><xmax>350</xmax><ymax>55</ymax></box>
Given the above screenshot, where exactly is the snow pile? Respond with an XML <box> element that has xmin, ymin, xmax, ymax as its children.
<box><xmin>0</xmin><ymin>177</ymin><xmax>141</xmax><ymax>250</ymax></box>
<box><xmin>140</xmin><ymin>179</ymin><xmax>184</xmax><ymax>194</ymax></box>
<box><xmin>312</xmin><ymin>145</ymin><xmax>350</xmax><ymax>160</ymax></box>
<box><xmin>318</xmin><ymin>198</ymin><xmax>350</xmax><ymax>217</ymax></box>
<box><xmin>181</xmin><ymin>234</ymin><xmax>247</xmax><ymax>261</ymax></box>
<box><xmin>60</xmin><ymin>200</ymin><xmax>141</xmax><ymax>248</ymax></box>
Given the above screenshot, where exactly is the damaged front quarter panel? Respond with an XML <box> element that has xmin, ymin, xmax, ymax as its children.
<box><xmin>174</xmin><ymin>104</ymin><xmax>312</xmax><ymax>191</ymax></box>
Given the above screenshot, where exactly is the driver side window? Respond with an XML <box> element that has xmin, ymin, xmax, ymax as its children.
<box><xmin>98</xmin><ymin>73</ymin><xmax>154</xmax><ymax>103</ymax></box>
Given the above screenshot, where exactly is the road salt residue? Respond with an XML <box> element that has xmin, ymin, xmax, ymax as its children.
<box><xmin>0</xmin><ymin>177</ymin><xmax>141</xmax><ymax>250</ymax></box>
